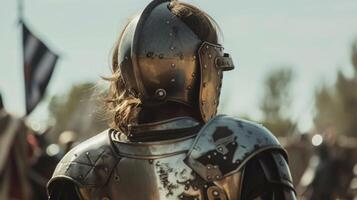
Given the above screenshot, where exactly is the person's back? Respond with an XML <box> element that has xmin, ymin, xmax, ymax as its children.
<box><xmin>47</xmin><ymin>1</ymin><xmax>296</xmax><ymax>199</ymax></box>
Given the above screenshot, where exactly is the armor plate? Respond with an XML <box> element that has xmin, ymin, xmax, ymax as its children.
<box><xmin>186</xmin><ymin>115</ymin><xmax>287</xmax><ymax>182</ymax></box>
<box><xmin>48</xmin><ymin>116</ymin><xmax>289</xmax><ymax>200</ymax></box>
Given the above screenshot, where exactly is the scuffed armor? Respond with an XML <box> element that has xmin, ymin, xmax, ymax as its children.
<box><xmin>47</xmin><ymin>116</ymin><xmax>295</xmax><ymax>200</ymax></box>
<box><xmin>117</xmin><ymin>0</ymin><xmax>234</xmax><ymax>122</ymax></box>
<box><xmin>186</xmin><ymin>115</ymin><xmax>290</xmax><ymax>183</ymax></box>
<box><xmin>48</xmin><ymin>0</ymin><xmax>296</xmax><ymax>199</ymax></box>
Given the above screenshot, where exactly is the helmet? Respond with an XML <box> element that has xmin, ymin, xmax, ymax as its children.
<box><xmin>117</xmin><ymin>0</ymin><xmax>234</xmax><ymax>122</ymax></box>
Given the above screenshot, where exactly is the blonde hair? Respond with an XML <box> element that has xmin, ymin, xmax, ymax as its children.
<box><xmin>105</xmin><ymin>1</ymin><xmax>219</xmax><ymax>132</ymax></box>
<box><xmin>104</xmin><ymin>36</ymin><xmax>141</xmax><ymax>132</ymax></box>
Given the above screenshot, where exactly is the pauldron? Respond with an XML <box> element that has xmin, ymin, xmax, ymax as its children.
<box><xmin>186</xmin><ymin>115</ymin><xmax>288</xmax><ymax>182</ymax></box>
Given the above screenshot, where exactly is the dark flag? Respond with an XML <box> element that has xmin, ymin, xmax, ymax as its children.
<box><xmin>22</xmin><ymin>24</ymin><xmax>58</xmax><ymax>115</ymax></box>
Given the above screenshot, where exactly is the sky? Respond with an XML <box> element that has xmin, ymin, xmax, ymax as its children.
<box><xmin>1</xmin><ymin>0</ymin><xmax>357</xmax><ymax>132</ymax></box>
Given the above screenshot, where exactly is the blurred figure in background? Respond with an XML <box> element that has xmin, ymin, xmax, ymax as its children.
<box><xmin>0</xmin><ymin>92</ymin><xmax>32</xmax><ymax>199</ymax></box>
<box><xmin>29</xmin><ymin>128</ymin><xmax>64</xmax><ymax>200</ymax></box>
<box><xmin>299</xmin><ymin>133</ymin><xmax>356</xmax><ymax>200</ymax></box>
<box><xmin>0</xmin><ymin>92</ymin><xmax>61</xmax><ymax>200</ymax></box>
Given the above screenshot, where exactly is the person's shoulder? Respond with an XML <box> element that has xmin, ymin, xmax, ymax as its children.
<box><xmin>213</xmin><ymin>115</ymin><xmax>280</xmax><ymax>143</ymax></box>
<box><xmin>196</xmin><ymin>114</ymin><xmax>282</xmax><ymax>149</ymax></box>
<box><xmin>185</xmin><ymin>115</ymin><xmax>287</xmax><ymax>182</ymax></box>
<box><xmin>47</xmin><ymin>129</ymin><xmax>120</xmax><ymax>189</ymax></box>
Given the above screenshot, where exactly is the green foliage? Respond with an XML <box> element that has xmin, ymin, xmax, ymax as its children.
<box><xmin>314</xmin><ymin>41</ymin><xmax>357</xmax><ymax>137</ymax></box>
<box><xmin>48</xmin><ymin>82</ymin><xmax>108</xmax><ymax>142</ymax></box>
<box><xmin>352</xmin><ymin>41</ymin><xmax>357</xmax><ymax>72</ymax></box>
<box><xmin>260</xmin><ymin>67</ymin><xmax>295</xmax><ymax>136</ymax></box>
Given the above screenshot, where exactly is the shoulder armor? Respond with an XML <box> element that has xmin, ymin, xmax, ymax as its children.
<box><xmin>47</xmin><ymin>130</ymin><xmax>120</xmax><ymax>190</ymax></box>
<box><xmin>185</xmin><ymin>115</ymin><xmax>287</xmax><ymax>182</ymax></box>
<box><xmin>260</xmin><ymin>151</ymin><xmax>295</xmax><ymax>190</ymax></box>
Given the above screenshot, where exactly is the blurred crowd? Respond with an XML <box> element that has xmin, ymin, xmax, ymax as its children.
<box><xmin>0</xmin><ymin>93</ymin><xmax>76</xmax><ymax>200</ymax></box>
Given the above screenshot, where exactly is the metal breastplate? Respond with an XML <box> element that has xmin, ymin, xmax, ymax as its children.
<box><xmin>94</xmin><ymin>131</ymin><xmax>241</xmax><ymax>200</ymax></box>
<box><xmin>73</xmin><ymin>117</ymin><xmax>242</xmax><ymax>200</ymax></box>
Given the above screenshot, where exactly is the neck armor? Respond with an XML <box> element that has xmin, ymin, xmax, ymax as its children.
<box><xmin>117</xmin><ymin>0</ymin><xmax>235</xmax><ymax>122</ymax></box>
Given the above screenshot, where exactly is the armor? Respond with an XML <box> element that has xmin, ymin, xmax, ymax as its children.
<box><xmin>47</xmin><ymin>1</ymin><xmax>296</xmax><ymax>199</ymax></box>
<box><xmin>47</xmin><ymin>116</ymin><xmax>295</xmax><ymax>200</ymax></box>
<box><xmin>118</xmin><ymin>0</ymin><xmax>234</xmax><ymax>122</ymax></box>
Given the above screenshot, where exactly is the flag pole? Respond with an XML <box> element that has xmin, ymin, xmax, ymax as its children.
<box><xmin>17</xmin><ymin>0</ymin><xmax>24</xmax><ymax>24</ymax></box>
<box><xmin>17</xmin><ymin>0</ymin><xmax>26</xmax><ymax>116</ymax></box>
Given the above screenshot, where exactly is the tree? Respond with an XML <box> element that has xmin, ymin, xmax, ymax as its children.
<box><xmin>47</xmin><ymin>82</ymin><xmax>108</xmax><ymax>142</ymax></box>
<box><xmin>314</xmin><ymin>40</ymin><xmax>357</xmax><ymax>137</ymax></box>
<box><xmin>260</xmin><ymin>67</ymin><xmax>295</xmax><ymax>136</ymax></box>
<box><xmin>352</xmin><ymin>41</ymin><xmax>357</xmax><ymax>73</ymax></box>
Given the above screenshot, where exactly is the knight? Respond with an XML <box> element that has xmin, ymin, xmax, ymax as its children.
<box><xmin>47</xmin><ymin>0</ymin><xmax>296</xmax><ymax>199</ymax></box>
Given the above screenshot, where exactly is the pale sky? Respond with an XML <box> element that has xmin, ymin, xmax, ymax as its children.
<box><xmin>1</xmin><ymin>0</ymin><xmax>357</xmax><ymax>132</ymax></box>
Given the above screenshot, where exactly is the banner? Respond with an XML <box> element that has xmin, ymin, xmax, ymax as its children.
<box><xmin>22</xmin><ymin>24</ymin><xmax>58</xmax><ymax>114</ymax></box>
